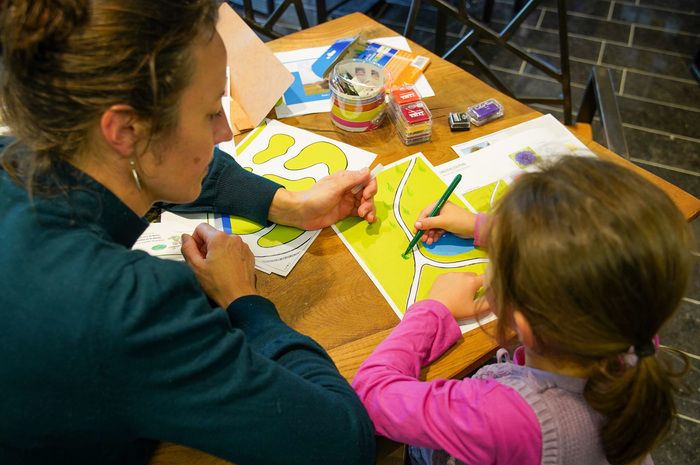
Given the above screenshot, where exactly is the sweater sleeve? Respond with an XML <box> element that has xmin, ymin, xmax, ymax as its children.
<box><xmin>473</xmin><ymin>212</ymin><xmax>489</xmax><ymax>247</ymax></box>
<box><xmin>352</xmin><ymin>300</ymin><xmax>540</xmax><ymax>465</ymax></box>
<box><xmin>101</xmin><ymin>257</ymin><xmax>374</xmax><ymax>465</ymax></box>
<box><xmin>165</xmin><ymin>147</ymin><xmax>282</xmax><ymax>225</ymax></box>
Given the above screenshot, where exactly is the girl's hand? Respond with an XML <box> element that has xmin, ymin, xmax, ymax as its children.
<box><xmin>414</xmin><ymin>201</ymin><xmax>476</xmax><ymax>245</ymax></box>
<box><xmin>427</xmin><ymin>273</ymin><xmax>491</xmax><ymax>320</ymax></box>
<box><xmin>268</xmin><ymin>168</ymin><xmax>377</xmax><ymax>230</ymax></box>
<box><xmin>181</xmin><ymin>223</ymin><xmax>257</xmax><ymax>308</ymax></box>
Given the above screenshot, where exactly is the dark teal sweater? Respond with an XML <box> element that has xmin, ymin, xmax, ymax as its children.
<box><xmin>0</xmin><ymin>148</ymin><xmax>375</xmax><ymax>464</ymax></box>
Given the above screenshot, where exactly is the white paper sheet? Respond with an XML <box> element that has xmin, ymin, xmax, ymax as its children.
<box><xmin>442</xmin><ymin>114</ymin><xmax>596</xmax><ymax>194</ymax></box>
<box><xmin>133</xmin><ymin>222</ymin><xmax>190</xmax><ymax>261</ymax></box>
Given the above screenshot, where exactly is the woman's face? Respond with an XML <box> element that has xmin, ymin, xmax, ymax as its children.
<box><xmin>140</xmin><ymin>30</ymin><xmax>232</xmax><ymax>204</ymax></box>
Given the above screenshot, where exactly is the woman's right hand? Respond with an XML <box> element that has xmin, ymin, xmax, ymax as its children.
<box><xmin>427</xmin><ymin>272</ymin><xmax>491</xmax><ymax>320</ymax></box>
<box><xmin>414</xmin><ymin>201</ymin><xmax>477</xmax><ymax>245</ymax></box>
<box><xmin>181</xmin><ymin>223</ymin><xmax>257</xmax><ymax>309</ymax></box>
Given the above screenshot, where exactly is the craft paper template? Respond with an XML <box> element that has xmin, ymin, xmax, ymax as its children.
<box><xmin>216</xmin><ymin>119</ymin><xmax>377</xmax><ymax>276</ymax></box>
<box><xmin>333</xmin><ymin>153</ymin><xmax>495</xmax><ymax>333</ymax></box>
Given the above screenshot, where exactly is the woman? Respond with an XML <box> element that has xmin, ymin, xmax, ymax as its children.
<box><xmin>0</xmin><ymin>1</ymin><xmax>376</xmax><ymax>464</ymax></box>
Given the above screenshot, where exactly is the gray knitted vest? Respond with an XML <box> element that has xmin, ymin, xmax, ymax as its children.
<box><xmin>408</xmin><ymin>349</ymin><xmax>653</xmax><ymax>465</ymax></box>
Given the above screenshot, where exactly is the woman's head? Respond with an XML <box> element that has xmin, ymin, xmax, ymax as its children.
<box><xmin>1</xmin><ymin>0</ymin><xmax>225</xmax><ymax>202</ymax></box>
<box><xmin>487</xmin><ymin>155</ymin><xmax>693</xmax><ymax>464</ymax></box>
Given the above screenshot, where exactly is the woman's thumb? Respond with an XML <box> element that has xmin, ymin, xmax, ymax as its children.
<box><xmin>181</xmin><ymin>234</ymin><xmax>204</xmax><ymax>265</ymax></box>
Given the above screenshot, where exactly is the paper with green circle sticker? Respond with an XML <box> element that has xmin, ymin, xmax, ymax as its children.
<box><xmin>133</xmin><ymin>223</ymin><xmax>187</xmax><ymax>260</ymax></box>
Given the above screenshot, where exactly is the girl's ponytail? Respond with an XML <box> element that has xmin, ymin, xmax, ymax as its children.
<box><xmin>585</xmin><ymin>347</ymin><xmax>688</xmax><ymax>465</ymax></box>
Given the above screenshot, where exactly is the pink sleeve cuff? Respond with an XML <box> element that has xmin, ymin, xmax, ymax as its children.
<box><xmin>473</xmin><ymin>213</ymin><xmax>489</xmax><ymax>247</ymax></box>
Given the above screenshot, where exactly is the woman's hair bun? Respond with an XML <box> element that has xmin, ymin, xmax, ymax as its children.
<box><xmin>1</xmin><ymin>0</ymin><xmax>89</xmax><ymax>57</ymax></box>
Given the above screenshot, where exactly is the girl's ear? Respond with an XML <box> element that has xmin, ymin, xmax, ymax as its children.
<box><xmin>99</xmin><ymin>104</ymin><xmax>144</xmax><ymax>158</ymax></box>
<box><xmin>513</xmin><ymin>310</ymin><xmax>536</xmax><ymax>349</ymax></box>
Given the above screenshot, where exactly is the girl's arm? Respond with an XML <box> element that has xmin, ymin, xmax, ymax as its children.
<box><xmin>352</xmin><ymin>301</ymin><xmax>540</xmax><ymax>465</ymax></box>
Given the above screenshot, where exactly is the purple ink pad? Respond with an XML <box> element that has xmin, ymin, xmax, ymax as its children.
<box><xmin>466</xmin><ymin>98</ymin><xmax>504</xmax><ymax>126</ymax></box>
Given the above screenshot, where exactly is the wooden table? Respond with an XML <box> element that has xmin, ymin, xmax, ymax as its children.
<box><xmin>151</xmin><ymin>12</ymin><xmax>700</xmax><ymax>465</ymax></box>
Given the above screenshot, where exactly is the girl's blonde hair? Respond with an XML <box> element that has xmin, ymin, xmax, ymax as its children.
<box><xmin>488</xmin><ymin>156</ymin><xmax>693</xmax><ymax>465</ymax></box>
<box><xmin>0</xmin><ymin>0</ymin><xmax>220</xmax><ymax>193</ymax></box>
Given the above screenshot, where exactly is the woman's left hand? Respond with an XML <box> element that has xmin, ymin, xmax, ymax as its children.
<box><xmin>268</xmin><ymin>168</ymin><xmax>377</xmax><ymax>230</ymax></box>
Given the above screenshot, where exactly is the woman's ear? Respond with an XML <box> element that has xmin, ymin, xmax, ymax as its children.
<box><xmin>513</xmin><ymin>310</ymin><xmax>536</xmax><ymax>349</ymax></box>
<box><xmin>99</xmin><ymin>104</ymin><xmax>143</xmax><ymax>158</ymax></box>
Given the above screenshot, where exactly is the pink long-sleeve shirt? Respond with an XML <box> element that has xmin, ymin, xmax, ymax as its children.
<box><xmin>352</xmin><ymin>300</ymin><xmax>541</xmax><ymax>465</ymax></box>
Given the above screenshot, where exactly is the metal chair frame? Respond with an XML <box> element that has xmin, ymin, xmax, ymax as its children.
<box><xmin>403</xmin><ymin>0</ymin><xmax>573</xmax><ymax>124</ymax></box>
<box><xmin>576</xmin><ymin>66</ymin><xmax>629</xmax><ymax>159</ymax></box>
<box><xmin>691</xmin><ymin>48</ymin><xmax>700</xmax><ymax>84</ymax></box>
<box><xmin>316</xmin><ymin>0</ymin><xmax>394</xmax><ymax>25</ymax></box>
<box><xmin>230</xmin><ymin>0</ymin><xmax>309</xmax><ymax>39</ymax></box>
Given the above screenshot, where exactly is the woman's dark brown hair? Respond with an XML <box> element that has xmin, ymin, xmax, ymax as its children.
<box><xmin>487</xmin><ymin>156</ymin><xmax>693</xmax><ymax>465</ymax></box>
<box><xmin>0</xmin><ymin>0</ymin><xmax>220</xmax><ymax>192</ymax></box>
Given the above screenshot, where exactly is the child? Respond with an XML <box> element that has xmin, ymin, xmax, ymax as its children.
<box><xmin>353</xmin><ymin>156</ymin><xmax>693</xmax><ymax>465</ymax></box>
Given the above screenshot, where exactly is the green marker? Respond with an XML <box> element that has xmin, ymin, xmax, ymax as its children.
<box><xmin>401</xmin><ymin>174</ymin><xmax>462</xmax><ymax>258</ymax></box>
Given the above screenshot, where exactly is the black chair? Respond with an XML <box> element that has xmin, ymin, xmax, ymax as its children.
<box><xmin>575</xmin><ymin>66</ymin><xmax>629</xmax><ymax>159</ymax></box>
<box><xmin>415</xmin><ymin>0</ymin><xmax>526</xmax><ymax>55</ymax></box>
<box><xmin>227</xmin><ymin>0</ymin><xmax>309</xmax><ymax>39</ymax></box>
<box><xmin>482</xmin><ymin>0</ymin><xmax>525</xmax><ymax>24</ymax></box>
<box><xmin>317</xmin><ymin>0</ymin><xmax>397</xmax><ymax>24</ymax></box>
<box><xmin>403</xmin><ymin>0</ymin><xmax>573</xmax><ymax>125</ymax></box>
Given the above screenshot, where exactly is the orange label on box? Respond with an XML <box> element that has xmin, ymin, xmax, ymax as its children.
<box><xmin>391</xmin><ymin>87</ymin><xmax>420</xmax><ymax>104</ymax></box>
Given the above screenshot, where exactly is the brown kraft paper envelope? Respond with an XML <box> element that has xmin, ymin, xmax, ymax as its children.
<box><xmin>216</xmin><ymin>3</ymin><xmax>294</xmax><ymax>134</ymax></box>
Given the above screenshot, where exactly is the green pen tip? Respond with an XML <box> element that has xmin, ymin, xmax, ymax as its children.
<box><xmin>401</xmin><ymin>252</ymin><xmax>410</xmax><ymax>259</ymax></box>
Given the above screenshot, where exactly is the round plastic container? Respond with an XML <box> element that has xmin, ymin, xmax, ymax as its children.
<box><xmin>329</xmin><ymin>59</ymin><xmax>387</xmax><ymax>132</ymax></box>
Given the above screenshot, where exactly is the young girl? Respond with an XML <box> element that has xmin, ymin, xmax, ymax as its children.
<box><xmin>353</xmin><ymin>156</ymin><xmax>693</xmax><ymax>465</ymax></box>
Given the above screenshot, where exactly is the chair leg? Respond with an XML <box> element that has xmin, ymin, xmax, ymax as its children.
<box><xmin>691</xmin><ymin>48</ymin><xmax>700</xmax><ymax>84</ymax></box>
<box><xmin>435</xmin><ymin>9</ymin><xmax>448</xmax><ymax>55</ymax></box>
<box><xmin>557</xmin><ymin>0</ymin><xmax>572</xmax><ymax>125</ymax></box>
<box><xmin>594</xmin><ymin>67</ymin><xmax>628</xmax><ymax>158</ymax></box>
<box><xmin>404</xmin><ymin>0</ymin><xmax>422</xmax><ymax>38</ymax></box>
<box><xmin>576</xmin><ymin>67</ymin><xmax>628</xmax><ymax>159</ymax></box>
<box><xmin>576</xmin><ymin>72</ymin><xmax>597</xmax><ymax>124</ymax></box>
<box><xmin>316</xmin><ymin>0</ymin><xmax>327</xmax><ymax>24</ymax></box>
<box><xmin>513</xmin><ymin>0</ymin><xmax>525</xmax><ymax>14</ymax></box>
<box><xmin>293</xmin><ymin>0</ymin><xmax>309</xmax><ymax>28</ymax></box>
<box><xmin>242</xmin><ymin>0</ymin><xmax>255</xmax><ymax>20</ymax></box>
<box><xmin>482</xmin><ymin>0</ymin><xmax>494</xmax><ymax>22</ymax></box>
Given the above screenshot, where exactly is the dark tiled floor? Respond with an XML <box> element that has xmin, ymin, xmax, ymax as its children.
<box><xmin>245</xmin><ymin>0</ymin><xmax>700</xmax><ymax>461</ymax></box>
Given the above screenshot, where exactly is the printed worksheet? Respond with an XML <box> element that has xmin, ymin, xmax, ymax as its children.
<box><xmin>219</xmin><ymin>119</ymin><xmax>377</xmax><ymax>276</ymax></box>
<box><xmin>333</xmin><ymin>153</ymin><xmax>495</xmax><ymax>333</ymax></box>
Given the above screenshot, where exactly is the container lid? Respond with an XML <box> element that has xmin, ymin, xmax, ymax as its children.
<box><xmin>329</xmin><ymin>59</ymin><xmax>387</xmax><ymax>100</ymax></box>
